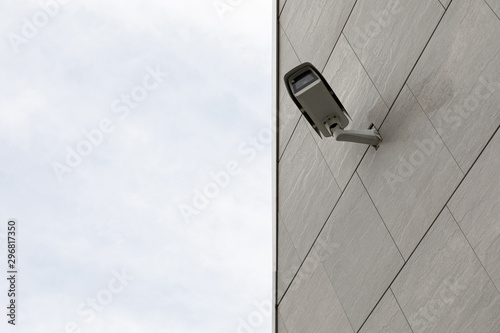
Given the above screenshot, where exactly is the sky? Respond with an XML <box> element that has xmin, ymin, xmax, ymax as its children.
<box><xmin>0</xmin><ymin>0</ymin><xmax>273</xmax><ymax>332</ymax></box>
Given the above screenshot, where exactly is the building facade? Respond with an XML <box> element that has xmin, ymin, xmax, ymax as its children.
<box><xmin>274</xmin><ymin>0</ymin><xmax>500</xmax><ymax>332</ymax></box>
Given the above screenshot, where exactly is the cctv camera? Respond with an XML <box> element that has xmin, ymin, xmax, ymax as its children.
<box><xmin>284</xmin><ymin>62</ymin><xmax>382</xmax><ymax>148</ymax></box>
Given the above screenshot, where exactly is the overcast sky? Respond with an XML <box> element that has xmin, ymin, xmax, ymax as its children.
<box><xmin>0</xmin><ymin>0</ymin><xmax>272</xmax><ymax>332</ymax></box>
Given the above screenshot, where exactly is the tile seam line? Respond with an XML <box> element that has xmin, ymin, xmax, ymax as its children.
<box><xmin>278</xmin><ymin>23</ymin><xmax>300</xmax><ymax>69</ymax></box>
<box><xmin>279</xmin><ymin>312</ymin><xmax>292</xmax><ymax>333</ymax></box>
<box><xmin>390</xmin><ymin>287</ymin><xmax>416</xmax><ymax>333</ymax></box>
<box><xmin>342</xmin><ymin>32</ymin><xmax>391</xmax><ymax>110</ymax></box>
<box><xmin>320</xmin><ymin>0</ymin><xmax>359</xmax><ymax>74</ymax></box>
<box><xmin>279</xmin><ymin>0</ymin><xmax>385</xmax><ymax>283</ymax></box>
<box><xmin>448</xmin><ymin>206</ymin><xmax>500</xmax><ymax>295</ymax></box>
<box><xmin>277</xmin><ymin>143</ymin><xmax>374</xmax><ymax>306</ymax></box>
<box><xmin>406</xmin><ymin>84</ymin><xmax>465</xmax><ymax>175</ymax></box>
<box><xmin>356</xmin><ymin>0</ymin><xmax>449</xmax><ymax>131</ymax></box>
<box><xmin>276</xmin><ymin>164</ymin><xmax>359</xmax><ymax>306</ymax></box>
<box><xmin>276</xmin><ymin>212</ymin><xmax>301</xmax><ymax>295</ymax></box>
<box><xmin>279</xmin><ymin>0</ymin><xmax>359</xmax><ymax>160</ymax></box>
<box><xmin>278</xmin><ymin>0</ymin><xmax>288</xmax><ymax>17</ymax></box>
<box><xmin>356</xmin><ymin>170</ymin><xmax>405</xmax><ymax>261</ymax></box>
<box><xmin>356</xmin><ymin>123</ymin><xmax>500</xmax><ymax>332</ymax></box>
<box><xmin>278</xmin><ymin>114</ymin><xmax>301</xmax><ymax>162</ymax></box>
<box><xmin>354</xmin><ymin>252</ymin><xmax>410</xmax><ymax>332</ymax></box>
<box><xmin>277</xmin><ymin>23</ymin><xmax>303</xmax><ymax>161</ymax></box>
<box><xmin>305</xmin><ymin>124</ymin><xmax>343</xmax><ymax>191</ymax></box>
<box><xmin>318</xmin><ymin>251</ymin><xmax>357</xmax><ymax>333</ymax></box>
<box><xmin>483</xmin><ymin>0</ymin><xmax>500</xmax><ymax>20</ymax></box>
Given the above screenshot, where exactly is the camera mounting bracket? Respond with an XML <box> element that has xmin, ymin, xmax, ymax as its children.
<box><xmin>325</xmin><ymin>118</ymin><xmax>382</xmax><ymax>149</ymax></box>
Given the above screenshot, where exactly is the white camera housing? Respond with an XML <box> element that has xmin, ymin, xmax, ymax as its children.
<box><xmin>284</xmin><ymin>62</ymin><xmax>382</xmax><ymax>148</ymax></box>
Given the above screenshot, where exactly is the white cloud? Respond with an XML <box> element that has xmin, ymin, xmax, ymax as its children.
<box><xmin>0</xmin><ymin>0</ymin><xmax>271</xmax><ymax>332</ymax></box>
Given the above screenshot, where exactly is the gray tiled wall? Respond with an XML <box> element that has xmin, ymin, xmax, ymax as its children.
<box><xmin>276</xmin><ymin>0</ymin><xmax>500</xmax><ymax>332</ymax></box>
